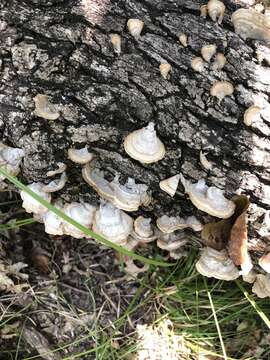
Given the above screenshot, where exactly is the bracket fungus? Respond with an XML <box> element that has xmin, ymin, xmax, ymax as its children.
<box><xmin>243</xmin><ymin>106</ymin><xmax>261</xmax><ymax>127</ymax></box>
<box><xmin>21</xmin><ymin>183</ymin><xmax>51</xmax><ymax>215</ymax></box>
<box><xmin>180</xmin><ymin>174</ymin><xmax>235</xmax><ymax>219</ymax></box>
<box><xmin>200</xmin><ymin>5</ymin><xmax>208</xmax><ymax>18</ymax></box>
<box><xmin>207</xmin><ymin>0</ymin><xmax>226</xmax><ymax>24</ymax></box>
<box><xmin>42</xmin><ymin>172</ymin><xmax>67</xmax><ymax>193</ymax></box>
<box><xmin>159</xmin><ymin>63</ymin><xmax>172</xmax><ymax>80</ymax></box>
<box><xmin>259</xmin><ymin>252</ymin><xmax>270</xmax><ymax>273</ymax></box>
<box><xmin>127</xmin><ymin>19</ymin><xmax>144</xmax><ymax>40</ymax></box>
<box><xmin>0</xmin><ymin>144</ymin><xmax>24</xmax><ymax>180</ymax></box>
<box><xmin>212</xmin><ymin>53</ymin><xmax>226</xmax><ymax>70</ymax></box>
<box><xmin>252</xmin><ymin>274</ymin><xmax>270</xmax><ymax>298</ymax></box>
<box><xmin>63</xmin><ymin>202</ymin><xmax>96</xmax><ymax>239</ymax></box>
<box><xmin>232</xmin><ymin>9</ymin><xmax>270</xmax><ymax>42</ymax></box>
<box><xmin>201</xmin><ymin>44</ymin><xmax>217</xmax><ymax>62</ymax></box>
<box><xmin>159</xmin><ymin>174</ymin><xmax>180</xmax><ymax>197</ymax></box>
<box><xmin>156</xmin><ymin>215</ymin><xmax>203</xmax><ymax>233</ymax></box>
<box><xmin>178</xmin><ymin>33</ymin><xmax>188</xmax><ymax>47</ymax></box>
<box><xmin>210</xmin><ymin>81</ymin><xmax>234</xmax><ymax>102</ymax></box>
<box><xmin>93</xmin><ymin>202</ymin><xmax>133</xmax><ymax>245</ymax></box>
<box><xmin>199</xmin><ymin>151</ymin><xmax>212</xmax><ymax>171</ymax></box>
<box><xmin>196</xmin><ymin>247</ymin><xmax>240</xmax><ymax>281</ymax></box>
<box><xmin>124</xmin><ymin>122</ymin><xmax>165</xmax><ymax>164</ymax></box>
<box><xmin>68</xmin><ymin>146</ymin><xmax>94</xmax><ymax>164</ymax></box>
<box><xmin>157</xmin><ymin>232</ymin><xmax>188</xmax><ymax>259</ymax></box>
<box><xmin>42</xmin><ymin>210</ymin><xmax>64</xmax><ymax>236</ymax></box>
<box><xmin>191</xmin><ymin>57</ymin><xmax>205</xmax><ymax>73</ymax></box>
<box><xmin>133</xmin><ymin>216</ymin><xmax>157</xmax><ymax>243</ymax></box>
<box><xmin>46</xmin><ymin>162</ymin><xmax>67</xmax><ymax>177</ymax></box>
<box><xmin>82</xmin><ymin>165</ymin><xmax>115</xmax><ymax>202</ymax></box>
<box><xmin>109</xmin><ymin>33</ymin><xmax>121</xmax><ymax>55</ymax></box>
<box><xmin>112</xmin><ymin>177</ymin><xmax>149</xmax><ymax>212</ymax></box>
<box><xmin>33</xmin><ymin>94</ymin><xmax>60</xmax><ymax>121</ymax></box>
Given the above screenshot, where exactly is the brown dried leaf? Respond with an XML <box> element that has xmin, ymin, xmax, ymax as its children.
<box><xmin>30</xmin><ymin>248</ymin><xmax>50</xmax><ymax>274</ymax></box>
<box><xmin>228</xmin><ymin>196</ymin><xmax>250</xmax><ymax>266</ymax></box>
<box><xmin>201</xmin><ymin>195</ymin><xmax>250</xmax><ymax>252</ymax></box>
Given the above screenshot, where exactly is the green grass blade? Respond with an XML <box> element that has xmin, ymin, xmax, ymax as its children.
<box><xmin>203</xmin><ymin>277</ymin><xmax>228</xmax><ymax>360</ymax></box>
<box><xmin>0</xmin><ymin>218</ymin><xmax>35</xmax><ymax>230</ymax></box>
<box><xmin>236</xmin><ymin>280</ymin><xmax>270</xmax><ymax>329</ymax></box>
<box><xmin>0</xmin><ymin>167</ymin><xmax>174</xmax><ymax>267</ymax></box>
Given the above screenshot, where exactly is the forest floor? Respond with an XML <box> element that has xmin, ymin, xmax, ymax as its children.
<box><xmin>0</xmin><ymin>191</ymin><xmax>270</xmax><ymax>360</ymax></box>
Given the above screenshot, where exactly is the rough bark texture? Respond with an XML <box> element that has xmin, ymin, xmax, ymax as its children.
<box><xmin>0</xmin><ymin>0</ymin><xmax>270</xmax><ymax>256</ymax></box>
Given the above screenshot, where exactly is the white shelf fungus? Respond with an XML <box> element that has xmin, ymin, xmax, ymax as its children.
<box><xmin>252</xmin><ymin>274</ymin><xmax>270</xmax><ymax>298</ymax></box>
<box><xmin>42</xmin><ymin>210</ymin><xmax>64</xmax><ymax>236</ymax></box>
<box><xmin>191</xmin><ymin>57</ymin><xmax>205</xmax><ymax>73</ymax></box>
<box><xmin>82</xmin><ymin>165</ymin><xmax>115</xmax><ymax>201</ymax></box>
<box><xmin>68</xmin><ymin>146</ymin><xmax>94</xmax><ymax>164</ymax></box>
<box><xmin>46</xmin><ymin>162</ymin><xmax>67</xmax><ymax>177</ymax></box>
<box><xmin>159</xmin><ymin>63</ymin><xmax>172</xmax><ymax>80</ymax></box>
<box><xmin>196</xmin><ymin>247</ymin><xmax>240</xmax><ymax>281</ymax></box>
<box><xmin>199</xmin><ymin>151</ymin><xmax>212</xmax><ymax>171</ymax></box>
<box><xmin>63</xmin><ymin>202</ymin><xmax>96</xmax><ymax>239</ymax></box>
<box><xmin>21</xmin><ymin>183</ymin><xmax>51</xmax><ymax>215</ymax></box>
<box><xmin>42</xmin><ymin>172</ymin><xmax>67</xmax><ymax>193</ymax></box>
<box><xmin>212</xmin><ymin>53</ymin><xmax>226</xmax><ymax>70</ymax></box>
<box><xmin>93</xmin><ymin>202</ymin><xmax>133</xmax><ymax>245</ymax></box>
<box><xmin>210</xmin><ymin>81</ymin><xmax>234</xmax><ymax>102</ymax></box>
<box><xmin>178</xmin><ymin>33</ymin><xmax>188</xmax><ymax>47</ymax></box>
<box><xmin>232</xmin><ymin>9</ymin><xmax>270</xmax><ymax>41</ymax></box>
<box><xmin>124</xmin><ymin>122</ymin><xmax>165</xmax><ymax>164</ymax></box>
<box><xmin>201</xmin><ymin>44</ymin><xmax>217</xmax><ymax>62</ymax></box>
<box><xmin>159</xmin><ymin>174</ymin><xmax>180</xmax><ymax>197</ymax></box>
<box><xmin>0</xmin><ymin>144</ymin><xmax>24</xmax><ymax>180</ymax></box>
<box><xmin>157</xmin><ymin>232</ymin><xmax>188</xmax><ymax>259</ymax></box>
<box><xmin>33</xmin><ymin>94</ymin><xmax>60</xmax><ymax>120</ymax></box>
<box><xmin>133</xmin><ymin>216</ymin><xmax>157</xmax><ymax>243</ymax></box>
<box><xmin>110</xmin><ymin>33</ymin><xmax>121</xmax><ymax>55</ymax></box>
<box><xmin>127</xmin><ymin>19</ymin><xmax>144</xmax><ymax>40</ymax></box>
<box><xmin>180</xmin><ymin>174</ymin><xmax>235</xmax><ymax>218</ymax></box>
<box><xmin>207</xmin><ymin>0</ymin><xmax>226</xmax><ymax>24</ymax></box>
<box><xmin>112</xmin><ymin>177</ymin><xmax>149</xmax><ymax>212</ymax></box>
<box><xmin>259</xmin><ymin>252</ymin><xmax>270</xmax><ymax>273</ymax></box>
<box><xmin>243</xmin><ymin>106</ymin><xmax>261</xmax><ymax>127</ymax></box>
<box><xmin>156</xmin><ymin>215</ymin><xmax>203</xmax><ymax>233</ymax></box>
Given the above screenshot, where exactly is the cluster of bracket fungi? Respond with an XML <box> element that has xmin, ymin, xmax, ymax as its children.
<box><xmin>1</xmin><ymin>3</ymin><xmax>270</xmax><ymax>294</ymax></box>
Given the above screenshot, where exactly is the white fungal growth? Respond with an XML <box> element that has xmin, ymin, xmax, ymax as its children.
<box><xmin>127</xmin><ymin>19</ymin><xmax>144</xmax><ymax>40</ymax></box>
<box><xmin>0</xmin><ymin>144</ymin><xmax>24</xmax><ymax>180</ymax></box>
<box><xmin>110</xmin><ymin>33</ymin><xmax>121</xmax><ymax>55</ymax></box>
<box><xmin>21</xmin><ymin>183</ymin><xmax>51</xmax><ymax>215</ymax></box>
<box><xmin>191</xmin><ymin>57</ymin><xmax>205</xmax><ymax>73</ymax></box>
<box><xmin>33</xmin><ymin>94</ymin><xmax>60</xmax><ymax>120</ymax></box>
<box><xmin>133</xmin><ymin>216</ymin><xmax>157</xmax><ymax>243</ymax></box>
<box><xmin>199</xmin><ymin>151</ymin><xmax>212</xmax><ymax>170</ymax></box>
<box><xmin>200</xmin><ymin>5</ymin><xmax>208</xmax><ymax>18</ymax></box>
<box><xmin>258</xmin><ymin>252</ymin><xmax>270</xmax><ymax>273</ymax></box>
<box><xmin>207</xmin><ymin>0</ymin><xmax>226</xmax><ymax>24</ymax></box>
<box><xmin>68</xmin><ymin>146</ymin><xmax>94</xmax><ymax>164</ymax></box>
<box><xmin>42</xmin><ymin>172</ymin><xmax>67</xmax><ymax>193</ymax></box>
<box><xmin>243</xmin><ymin>106</ymin><xmax>261</xmax><ymax>127</ymax></box>
<box><xmin>63</xmin><ymin>202</ymin><xmax>96</xmax><ymax>239</ymax></box>
<box><xmin>159</xmin><ymin>63</ymin><xmax>172</xmax><ymax>80</ymax></box>
<box><xmin>42</xmin><ymin>210</ymin><xmax>64</xmax><ymax>235</ymax></box>
<box><xmin>112</xmin><ymin>177</ymin><xmax>149</xmax><ymax>212</ymax></box>
<box><xmin>124</xmin><ymin>122</ymin><xmax>165</xmax><ymax>164</ymax></box>
<box><xmin>93</xmin><ymin>202</ymin><xmax>133</xmax><ymax>245</ymax></box>
<box><xmin>242</xmin><ymin>270</ymin><xmax>257</xmax><ymax>284</ymax></box>
<box><xmin>212</xmin><ymin>53</ymin><xmax>226</xmax><ymax>70</ymax></box>
<box><xmin>157</xmin><ymin>232</ymin><xmax>188</xmax><ymax>259</ymax></box>
<box><xmin>178</xmin><ymin>33</ymin><xmax>188</xmax><ymax>47</ymax></box>
<box><xmin>252</xmin><ymin>274</ymin><xmax>270</xmax><ymax>298</ymax></box>
<box><xmin>201</xmin><ymin>44</ymin><xmax>217</xmax><ymax>62</ymax></box>
<box><xmin>196</xmin><ymin>247</ymin><xmax>240</xmax><ymax>281</ymax></box>
<box><xmin>46</xmin><ymin>162</ymin><xmax>67</xmax><ymax>177</ymax></box>
<box><xmin>159</xmin><ymin>174</ymin><xmax>180</xmax><ymax>197</ymax></box>
<box><xmin>232</xmin><ymin>9</ymin><xmax>270</xmax><ymax>41</ymax></box>
<box><xmin>210</xmin><ymin>81</ymin><xmax>234</xmax><ymax>102</ymax></box>
<box><xmin>180</xmin><ymin>174</ymin><xmax>235</xmax><ymax>218</ymax></box>
<box><xmin>156</xmin><ymin>214</ymin><xmax>203</xmax><ymax>233</ymax></box>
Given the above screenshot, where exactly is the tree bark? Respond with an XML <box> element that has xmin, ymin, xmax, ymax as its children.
<box><xmin>0</xmin><ymin>0</ymin><xmax>269</xmax><ymax>256</ymax></box>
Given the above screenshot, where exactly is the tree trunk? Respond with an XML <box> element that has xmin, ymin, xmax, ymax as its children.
<box><xmin>1</xmin><ymin>0</ymin><xmax>269</xmax><ymax>257</ymax></box>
